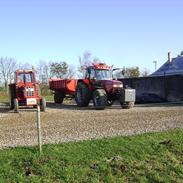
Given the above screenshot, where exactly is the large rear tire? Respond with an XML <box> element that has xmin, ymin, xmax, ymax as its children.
<box><xmin>75</xmin><ymin>82</ymin><xmax>91</xmax><ymax>107</ymax></box>
<box><xmin>93</xmin><ymin>89</ymin><xmax>107</xmax><ymax>110</ymax></box>
<box><xmin>54</xmin><ymin>91</ymin><xmax>64</xmax><ymax>104</ymax></box>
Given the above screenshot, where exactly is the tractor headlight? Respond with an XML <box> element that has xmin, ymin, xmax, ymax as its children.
<box><xmin>113</xmin><ymin>84</ymin><xmax>123</xmax><ymax>88</ymax></box>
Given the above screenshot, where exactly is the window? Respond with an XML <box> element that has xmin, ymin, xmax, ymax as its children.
<box><xmin>17</xmin><ymin>73</ymin><xmax>33</xmax><ymax>83</ymax></box>
<box><xmin>18</xmin><ymin>74</ymin><xmax>24</xmax><ymax>83</ymax></box>
<box><xmin>25</xmin><ymin>73</ymin><xmax>33</xmax><ymax>83</ymax></box>
<box><xmin>95</xmin><ymin>70</ymin><xmax>112</xmax><ymax>80</ymax></box>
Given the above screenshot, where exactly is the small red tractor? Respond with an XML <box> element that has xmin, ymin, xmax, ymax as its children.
<box><xmin>49</xmin><ymin>63</ymin><xmax>135</xmax><ymax>109</ymax></box>
<box><xmin>9</xmin><ymin>69</ymin><xmax>46</xmax><ymax>112</ymax></box>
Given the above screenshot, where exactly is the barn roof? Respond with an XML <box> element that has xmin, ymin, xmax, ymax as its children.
<box><xmin>151</xmin><ymin>54</ymin><xmax>183</xmax><ymax>76</ymax></box>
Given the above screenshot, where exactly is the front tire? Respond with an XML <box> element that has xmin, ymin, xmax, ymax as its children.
<box><xmin>93</xmin><ymin>89</ymin><xmax>107</xmax><ymax>110</ymax></box>
<box><xmin>14</xmin><ymin>98</ymin><xmax>19</xmax><ymax>113</ymax></box>
<box><xmin>75</xmin><ymin>82</ymin><xmax>91</xmax><ymax>107</ymax></box>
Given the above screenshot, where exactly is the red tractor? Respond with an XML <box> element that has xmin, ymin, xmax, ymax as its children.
<box><xmin>49</xmin><ymin>63</ymin><xmax>135</xmax><ymax>109</ymax></box>
<box><xmin>9</xmin><ymin>69</ymin><xmax>46</xmax><ymax>112</ymax></box>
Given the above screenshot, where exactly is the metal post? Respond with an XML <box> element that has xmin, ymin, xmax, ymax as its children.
<box><xmin>153</xmin><ymin>60</ymin><xmax>157</xmax><ymax>71</ymax></box>
<box><xmin>37</xmin><ymin>105</ymin><xmax>42</xmax><ymax>154</ymax></box>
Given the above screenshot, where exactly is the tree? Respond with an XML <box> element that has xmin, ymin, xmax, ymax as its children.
<box><xmin>50</xmin><ymin>61</ymin><xmax>68</xmax><ymax>78</ymax></box>
<box><xmin>0</xmin><ymin>57</ymin><xmax>17</xmax><ymax>93</ymax></box>
<box><xmin>36</xmin><ymin>61</ymin><xmax>51</xmax><ymax>84</ymax></box>
<box><xmin>18</xmin><ymin>62</ymin><xmax>32</xmax><ymax>70</ymax></box>
<box><xmin>78</xmin><ymin>51</ymin><xmax>101</xmax><ymax>77</ymax></box>
<box><xmin>115</xmin><ymin>66</ymin><xmax>140</xmax><ymax>78</ymax></box>
<box><xmin>141</xmin><ymin>68</ymin><xmax>151</xmax><ymax>77</ymax></box>
<box><xmin>65</xmin><ymin>64</ymin><xmax>76</xmax><ymax>79</ymax></box>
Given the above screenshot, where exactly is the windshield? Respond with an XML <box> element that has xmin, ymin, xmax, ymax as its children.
<box><xmin>95</xmin><ymin>69</ymin><xmax>112</xmax><ymax>80</ymax></box>
<box><xmin>17</xmin><ymin>73</ymin><xmax>33</xmax><ymax>83</ymax></box>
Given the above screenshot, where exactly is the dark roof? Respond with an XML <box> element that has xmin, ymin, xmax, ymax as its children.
<box><xmin>151</xmin><ymin>55</ymin><xmax>183</xmax><ymax>76</ymax></box>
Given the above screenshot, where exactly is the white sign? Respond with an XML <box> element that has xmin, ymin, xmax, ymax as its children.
<box><xmin>27</xmin><ymin>98</ymin><xmax>37</xmax><ymax>105</ymax></box>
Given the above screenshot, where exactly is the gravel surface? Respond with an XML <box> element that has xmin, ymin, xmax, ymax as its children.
<box><xmin>0</xmin><ymin>102</ymin><xmax>183</xmax><ymax>149</ymax></box>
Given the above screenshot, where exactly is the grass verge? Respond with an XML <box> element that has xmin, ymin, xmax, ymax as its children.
<box><xmin>0</xmin><ymin>129</ymin><xmax>183</xmax><ymax>183</ymax></box>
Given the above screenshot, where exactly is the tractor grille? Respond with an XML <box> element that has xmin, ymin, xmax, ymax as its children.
<box><xmin>25</xmin><ymin>87</ymin><xmax>34</xmax><ymax>97</ymax></box>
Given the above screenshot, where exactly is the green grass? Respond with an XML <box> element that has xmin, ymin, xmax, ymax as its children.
<box><xmin>44</xmin><ymin>95</ymin><xmax>54</xmax><ymax>102</ymax></box>
<box><xmin>0</xmin><ymin>93</ymin><xmax>53</xmax><ymax>103</ymax></box>
<box><xmin>0</xmin><ymin>129</ymin><xmax>183</xmax><ymax>183</ymax></box>
<box><xmin>0</xmin><ymin>94</ymin><xmax>8</xmax><ymax>103</ymax></box>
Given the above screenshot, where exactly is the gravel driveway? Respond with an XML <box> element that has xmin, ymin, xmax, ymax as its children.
<box><xmin>0</xmin><ymin>102</ymin><xmax>183</xmax><ymax>149</ymax></box>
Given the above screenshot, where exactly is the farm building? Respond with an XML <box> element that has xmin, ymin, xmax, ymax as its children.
<box><xmin>152</xmin><ymin>52</ymin><xmax>183</xmax><ymax>76</ymax></box>
<box><xmin>119</xmin><ymin>52</ymin><xmax>183</xmax><ymax>103</ymax></box>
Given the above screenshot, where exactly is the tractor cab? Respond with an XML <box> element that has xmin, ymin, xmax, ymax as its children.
<box><xmin>15</xmin><ymin>70</ymin><xmax>35</xmax><ymax>84</ymax></box>
<box><xmin>85</xmin><ymin>63</ymin><xmax>113</xmax><ymax>80</ymax></box>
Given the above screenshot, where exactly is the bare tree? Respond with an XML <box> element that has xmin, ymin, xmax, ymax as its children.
<box><xmin>114</xmin><ymin>67</ymin><xmax>140</xmax><ymax>78</ymax></box>
<box><xmin>0</xmin><ymin>57</ymin><xmax>17</xmax><ymax>94</ymax></box>
<box><xmin>141</xmin><ymin>68</ymin><xmax>151</xmax><ymax>77</ymax></box>
<box><xmin>78</xmin><ymin>51</ymin><xmax>101</xmax><ymax>77</ymax></box>
<box><xmin>65</xmin><ymin>64</ymin><xmax>76</xmax><ymax>79</ymax></box>
<box><xmin>36</xmin><ymin>61</ymin><xmax>51</xmax><ymax>84</ymax></box>
<box><xmin>18</xmin><ymin>62</ymin><xmax>32</xmax><ymax>70</ymax></box>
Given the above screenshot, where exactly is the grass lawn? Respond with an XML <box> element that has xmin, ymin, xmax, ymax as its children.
<box><xmin>0</xmin><ymin>130</ymin><xmax>183</xmax><ymax>183</ymax></box>
<box><xmin>44</xmin><ymin>95</ymin><xmax>54</xmax><ymax>102</ymax></box>
<box><xmin>0</xmin><ymin>94</ymin><xmax>53</xmax><ymax>104</ymax></box>
<box><xmin>0</xmin><ymin>95</ymin><xmax>8</xmax><ymax>103</ymax></box>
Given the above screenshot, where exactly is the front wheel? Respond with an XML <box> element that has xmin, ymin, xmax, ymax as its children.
<box><xmin>14</xmin><ymin>98</ymin><xmax>19</xmax><ymax>113</ymax></box>
<box><xmin>93</xmin><ymin>89</ymin><xmax>107</xmax><ymax>110</ymax></box>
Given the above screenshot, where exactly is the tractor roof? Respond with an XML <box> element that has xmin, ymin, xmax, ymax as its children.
<box><xmin>15</xmin><ymin>69</ymin><xmax>35</xmax><ymax>74</ymax></box>
<box><xmin>93</xmin><ymin>63</ymin><xmax>112</xmax><ymax>70</ymax></box>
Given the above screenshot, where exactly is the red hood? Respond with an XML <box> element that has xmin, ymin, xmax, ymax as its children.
<box><xmin>100</xmin><ymin>80</ymin><xmax>123</xmax><ymax>93</ymax></box>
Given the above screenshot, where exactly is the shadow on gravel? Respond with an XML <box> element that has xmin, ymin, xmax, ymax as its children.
<box><xmin>0</xmin><ymin>102</ymin><xmax>10</xmax><ymax>113</ymax></box>
<box><xmin>136</xmin><ymin>102</ymin><xmax>183</xmax><ymax>108</ymax></box>
<box><xmin>0</xmin><ymin>102</ymin><xmax>38</xmax><ymax>113</ymax></box>
<box><xmin>47</xmin><ymin>102</ymin><xmax>97</xmax><ymax>110</ymax></box>
<box><xmin>47</xmin><ymin>101</ymin><xmax>183</xmax><ymax>111</ymax></box>
<box><xmin>47</xmin><ymin>102</ymin><xmax>131</xmax><ymax>110</ymax></box>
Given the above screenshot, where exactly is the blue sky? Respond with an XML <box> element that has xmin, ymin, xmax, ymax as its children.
<box><xmin>0</xmin><ymin>0</ymin><xmax>182</xmax><ymax>72</ymax></box>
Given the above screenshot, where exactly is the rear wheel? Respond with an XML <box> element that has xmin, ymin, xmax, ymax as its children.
<box><xmin>120</xmin><ymin>101</ymin><xmax>134</xmax><ymax>109</ymax></box>
<box><xmin>75</xmin><ymin>82</ymin><xmax>91</xmax><ymax>107</ymax></box>
<box><xmin>93</xmin><ymin>89</ymin><xmax>107</xmax><ymax>110</ymax></box>
<box><xmin>14</xmin><ymin>98</ymin><xmax>19</xmax><ymax>113</ymax></box>
<box><xmin>10</xmin><ymin>97</ymin><xmax>14</xmax><ymax>110</ymax></box>
<box><xmin>41</xmin><ymin>98</ymin><xmax>46</xmax><ymax>112</ymax></box>
<box><xmin>9</xmin><ymin>86</ymin><xmax>15</xmax><ymax>110</ymax></box>
<box><xmin>54</xmin><ymin>91</ymin><xmax>64</xmax><ymax>104</ymax></box>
